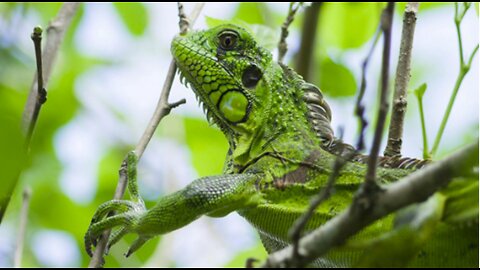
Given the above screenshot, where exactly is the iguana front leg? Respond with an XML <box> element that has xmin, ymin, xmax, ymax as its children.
<box><xmin>84</xmin><ymin>152</ymin><xmax>264</xmax><ymax>257</ymax></box>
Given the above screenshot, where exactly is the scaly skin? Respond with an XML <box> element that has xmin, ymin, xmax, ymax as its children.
<box><xmin>85</xmin><ymin>24</ymin><xmax>477</xmax><ymax>266</ymax></box>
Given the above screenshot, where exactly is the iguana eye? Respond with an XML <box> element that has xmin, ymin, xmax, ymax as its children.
<box><xmin>218</xmin><ymin>31</ymin><xmax>238</xmax><ymax>50</ymax></box>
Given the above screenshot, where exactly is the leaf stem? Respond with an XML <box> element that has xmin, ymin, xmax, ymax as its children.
<box><xmin>430</xmin><ymin>3</ymin><xmax>478</xmax><ymax>157</ymax></box>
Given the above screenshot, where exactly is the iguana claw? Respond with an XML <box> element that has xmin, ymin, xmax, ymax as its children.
<box><xmin>84</xmin><ymin>199</ymin><xmax>146</xmax><ymax>257</ymax></box>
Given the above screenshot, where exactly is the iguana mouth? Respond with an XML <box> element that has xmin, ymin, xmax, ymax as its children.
<box><xmin>171</xmin><ymin>35</ymin><xmax>226</xmax><ymax>125</ymax></box>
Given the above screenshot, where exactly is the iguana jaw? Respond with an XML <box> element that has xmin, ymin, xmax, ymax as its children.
<box><xmin>172</xmin><ymin>36</ymin><xmax>222</xmax><ymax>122</ymax></box>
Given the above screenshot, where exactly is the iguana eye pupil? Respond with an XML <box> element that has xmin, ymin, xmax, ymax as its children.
<box><xmin>218</xmin><ymin>31</ymin><xmax>238</xmax><ymax>50</ymax></box>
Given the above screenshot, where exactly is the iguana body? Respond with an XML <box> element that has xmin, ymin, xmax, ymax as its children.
<box><xmin>85</xmin><ymin>24</ymin><xmax>478</xmax><ymax>267</ymax></box>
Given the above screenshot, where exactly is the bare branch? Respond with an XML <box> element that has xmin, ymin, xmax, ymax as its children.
<box><xmin>87</xmin><ymin>3</ymin><xmax>205</xmax><ymax>267</ymax></box>
<box><xmin>278</xmin><ymin>2</ymin><xmax>303</xmax><ymax>63</ymax></box>
<box><xmin>22</xmin><ymin>3</ymin><xmax>81</xmax><ymax>130</ymax></box>
<box><xmin>294</xmin><ymin>2</ymin><xmax>321</xmax><ymax>81</ymax></box>
<box><xmin>384</xmin><ymin>2</ymin><xmax>419</xmax><ymax>157</ymax></box>
<box><xmin>262</xmin><ymin>141</ymin><xmax>478</xmax><ymax>267</ymax></box>
<box><xmin>364</xmin><ymin>3</ymin><xmax>395</xmax><ymax>189</ymax></box>
<box><xmin>25</xmin><ymin>26</ymin><xmax>47</xmax><ymax>146</ymax></box>
<box><xmin>354</xmin><ymin>26</ymin><xmax>381</xmax><ymax>151</ymax></box>
<box><xmin>0</xmin><ymin>3</ymin><xmax>80</xmax><ymax>223</ymax></box>
<box><xmin>13</xmin><ymin>187</ymin><xmax>32</xmax><ymax>268</ymax></box>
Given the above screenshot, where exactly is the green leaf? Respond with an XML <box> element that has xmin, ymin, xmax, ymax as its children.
<box><xmin>440</xmin><ymin>178</ymin><xmax>479</xmax><ymax>224</ymax></box>
<box><xmin>0</xmin><ymin>100</ymin><xmax>24</xmax><ymax>218</ymax></box>
<box><xmin>413</xmin><ymin>83</ymin><xmax>427</xmax><ymax>99</ymax></box>
<box><xmin>26</xmin><ymin>3</ymin><xmax>63</xmax><ymax>22</ymax></box>
<box><xmin>234</xmin><ymin>2</ymin><xmax>269</xmax><ymax>25</ymax></box>
<box><xmin>113</xmin><ymin>3</ymin><xmax>148</xmax><ymax>36</ymax></box>
<box><xmin>205</xmin><ymin>16</ymin><xmax>279</xmax><ymax>50</ymax></box>
<box><xmin>320</xmin><ymin>3</ymin><xmax>383</xmax><ymax>49</ymax></box>
<box><xmin>184</xmin><ymin>117</ymin><xmax>228</xmax><ymax>177</ymax></box>
<box><xmin>476</xmin><ymin>2</ymin><xmax>479</xmax><ymax>16</ymax></box>
<box><xmin>317</xmin><ymin>57</ymin><xmax>357</xmax><ymax>97</ymax></box>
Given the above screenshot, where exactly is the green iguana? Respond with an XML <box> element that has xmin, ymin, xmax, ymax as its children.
<box><xmin>84</xmin><ymin>24</ymin><xmax>478</xmax><ymax>267</ymax></box>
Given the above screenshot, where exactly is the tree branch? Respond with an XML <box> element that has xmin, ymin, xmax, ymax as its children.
<box><xmin>25</xmin><ymin>26</ymin><xmax>47</xmax><ymax>146</ymax></box>
<box><xmin>354</xmin><ymin>26</ymin><xmax>381</xmax><ymax>151</ymax></box>
<box><xmin>87</xmin><ymin>3</ymin><xmax>205</xmax><ymax>267</ymax></box>
<box><xmin>364</xmin><ymin>3</ymin><xmax>395</xmax><ymax>189</ymax></box>
<box><xmin>22</xmin><ymin>3</ymin><xmax>81</xmax><ymax>130</ymax></box>
<box><xmin>0</xmin><ymin>2</ymin><xmax>80</xmax><ymax>223</ymax></box>
<box><xmin>278</xmin><ymin>2</ymin><xmax>302</xmax><ymax>63</ymax></box>
<box><xmin>262</xmin><ymin>141</ymin><xmax>478</xmax><ymax>267</ymax></box>
<box><xmin>384</xmin><ymin>2</ymin><xmax>419</xmax><ymax>158</ymax></box>
<box><xmin>294</xmin><ymin>2</ymin><xmax>321</xmax><ymax>81</ymax></box>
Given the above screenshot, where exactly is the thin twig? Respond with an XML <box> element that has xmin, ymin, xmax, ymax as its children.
<box><xmin>295</xmin><ymin>2</ymin><xmax>321</xmax><ymax>81</ymax></box>
<box><xmin>354</xmin><ymin>26</ymin><xmax>381</xmax><ymax>151</ymax></box>
<box><xmin>384</xmin><ymin>2</ymin><xmax>419</xmax><ymax>157</ymax></box>
<box><xmin>430</xmin><ymin>3</ymin><xmax>478</xmax><ymax>157</ymax></box>
<box><xmin>0</xmin><ymin>3</ymin><xmax>80</xmax><ymax>223</ymax></box>
<box><xmin>364</xmin><ymin>3</ymin><xmax>395</xmax><ymax>190</ymax></box>
<box><xmin>262</xmin><ymin>141</ymin><xmax>478</xmax><ymax>267</ymax></box>
<box><xmin>278</xmin><ymin>2</ymin><xmax>303</xmax><ymax>63</ymax></box>
<box><xmin>25</xmin><ymin>26</ymin><xmax>47</xmax><ymax>147</ymax></box>
<box><xmin>87</xmin><ymin>3</ymin><xmax>205</xmax><ymax>267</ymax></box>
<box><xmin>288</xmin><ymin>150</ymin><xmax>356</xmax><ymax>266</ymax></box>
<box><xmin>22</xmin><ymin>3</ymin><xmax>81</xmax><ymax>130</ymax></box>
<box><xmin>13</xmin><ymin>187</ymin><xmax>32</xmax><ymax>268</ymax></box>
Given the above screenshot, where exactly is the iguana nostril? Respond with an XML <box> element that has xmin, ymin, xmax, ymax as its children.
<box><xmin>242</xmin><ymin>65</ymin><xmax>263</xmax><ymax>88</ymax></box>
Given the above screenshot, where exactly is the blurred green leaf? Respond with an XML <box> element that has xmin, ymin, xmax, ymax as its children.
<box><xmin>440</xmin><ymin>178</ymin><xmax>478</xmax><ymax>224</ymax></box>
<box><xmin>476</xmin><ymin>2</ymin><xmax>479</xmax><ymax>16</ymax></box>
<box><xmin>0</xmin><ymin>92</ymin><xmax>24</xmax><ymax>219</ymax></box>
<box><xmin>26</xmin><ymin>3</ymin><xmax>63</xmax><ymax>22</ymax></box>
<box><xmin>184</xmin><ymin>117</ymin><xmax>228</xmax><ymax>177</ymax></box>
<box><xmin>113</xmin><ymin>3</ymin><xmax>148</xmax><ymax>36</ymax></box>
<box><xmin>234</xmin><ymin>3</ymin><xmax>269</xmax><ymax>25</ymax></box>
<box><xmin>316</xmin><ymin>57</ymin><xmax>357</xmax><ymax>97</ymax></box>
<box><xmin>320</xmin><ymin>3</ymin><xmax>383</xmax><ymax>49</ymax></box>
<box><xmin>205</xmin><ymin>16</ymin><xmax>234</xmax><ymax>28</ymax></box>
<box><xmin>96</xmin><ymin>148</ymin><xmax>126</xmax><ymax>202</ymax></box>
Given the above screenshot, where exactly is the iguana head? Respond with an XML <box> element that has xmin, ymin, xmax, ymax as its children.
<box><xmin>172</xmin><ymin>24</ymin><xmax>336</xmax><ymax>163</ymax></box>
<box><xmin>171</xmin><ymin>24</ymin><xmax>273</xmax><ymax>140</ymax></box>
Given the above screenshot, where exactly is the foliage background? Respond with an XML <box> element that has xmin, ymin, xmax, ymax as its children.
<box><xmin>0</xmin><ymin>2</ymin><xmax>477</xmax><ymax>267</ymax></box>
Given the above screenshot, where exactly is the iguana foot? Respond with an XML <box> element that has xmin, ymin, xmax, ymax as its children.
<box><xmin>84</xmin><ymin>199</ymin><xmax>147</xmax><ymax>257</ymax></box>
